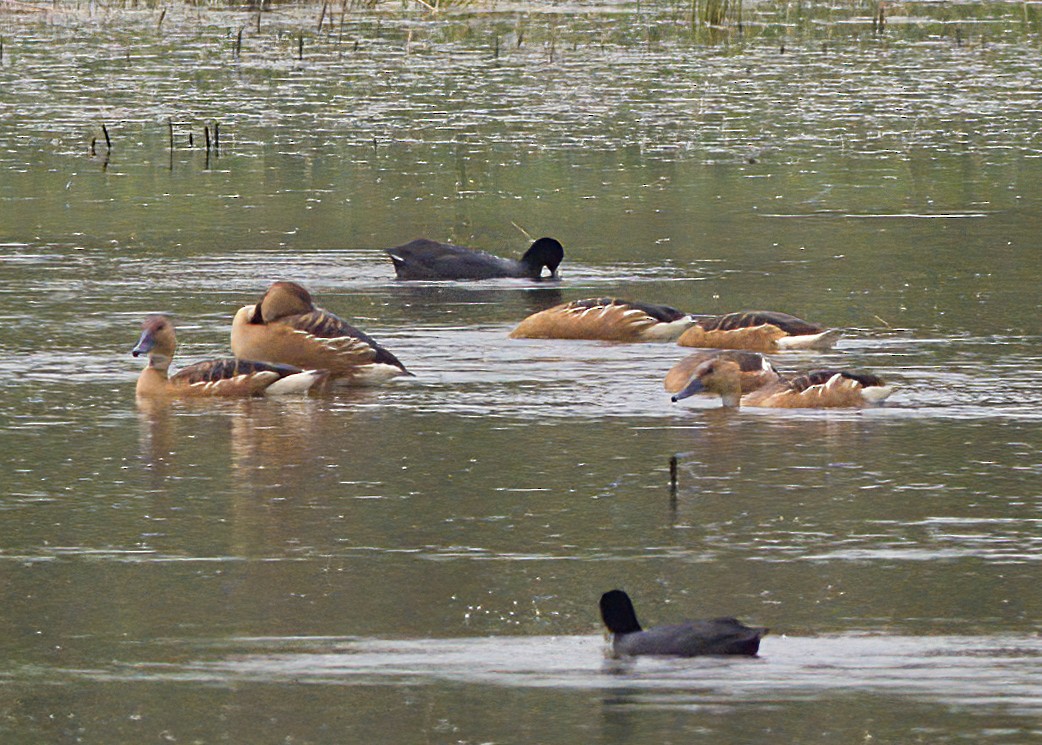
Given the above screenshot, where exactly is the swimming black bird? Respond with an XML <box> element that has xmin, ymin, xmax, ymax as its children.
<box><xmin>385</xmin><ymin>237</ymin><xmax>564</xmax><ymax>280</ymax></box>
<box><xmin>599</xmin><ymin>589</ymin><xmax>767</xmax><ymax>657</ymax></box>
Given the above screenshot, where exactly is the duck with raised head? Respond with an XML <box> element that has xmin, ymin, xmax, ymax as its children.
<box><xmin>509</xmin><ymin>298</ymin><xmax>696</xmax><ymax>342</ymax></box>
<box><xmin>231</xmin><ymin>281</ymin><xmax>411</xmax><ymax>386</ymax></box>
<box><xmin>677</xmin><ymin>310</ymin><xmax>842</xmax><ymax>351</ymax></box>
<box><xmin>386</xmin><ymin>236</ymin><xmax>564</xmax><ymax>280</ymax></box>
<box><xmin>132</xmin><ymin>315</ymin><xmax>326</xmax><ymax>398</ymax></box>
<box><xmin>671</xmin><ymin>355</ymin><xmax>893</xmax><ymax>409</ymax></box>
<box><xmin>600</xmin><ymin>589</ymin><xmax>767</xmax><ymax>657</ymax></box>
<box><xmin>664</xmin><ymin>350</ymin><xmax>782</xmax><ymax>395</ymax></box>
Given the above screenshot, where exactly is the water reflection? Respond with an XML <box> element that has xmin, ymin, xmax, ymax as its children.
<box><xmin>26</xmin><ymin>632</ymin><xmax>1040</xmax><ymax>720</ymax></box>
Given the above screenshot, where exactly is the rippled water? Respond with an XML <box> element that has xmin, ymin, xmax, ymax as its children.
<box><xmin>2</xmin><ymin>1</ymin><xmax>1041</xmax><ymax>743</ymax></box>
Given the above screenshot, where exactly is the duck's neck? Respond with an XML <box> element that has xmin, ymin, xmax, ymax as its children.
<box><xmin>147</xmin><ymin>353</ymin><xmax>172</xmax><ymax>375</ymax></box>
<box><xmin>719</xmin><ymin>389</ymin><xmax>742</xmax><ymax>408</ymax></box>
<box><xmin>713</xmin><ymin>376</ymin><xmax>743</xmax><ymax>409</ymax></box>
<box><xmin>136</xmin><ymin>362</ymin><xmax>170</xmax><ymax>397</ymax></box>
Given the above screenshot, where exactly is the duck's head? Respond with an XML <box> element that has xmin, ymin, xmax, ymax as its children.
<box><xmin>132</xmin><ymin>315</ymin><xmax>176</xmax><ymax>369</ymax></box>
<box><xmin>671</xmin><ymin>357</ymin><xmax>743</xmax><ymax>408</ymax></box>
<box><xmin>522</xmin><ymin>237</ymin><xmax>565</xmax><ymax>278</ymax></box>
<box><xmin>250</xmin><ymin>281</ymin><xmax>316</xmax><ymax>324</ymax></box>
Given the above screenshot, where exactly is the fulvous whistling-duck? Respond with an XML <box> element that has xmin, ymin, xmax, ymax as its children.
<box><xmin>132</xmin><ymin>315</ymin><xmax>325</xmax><ymax>398</ymax></box>
<box><xmin>231</xmin><ymin>281</ymin><xmax>411</xmax><ymax>386</ymax></box>
<box><xmin>510</xmin><ymin>298</ymin><xmax>696</xmax><ymax>342</ymax></box>
<box><xmin>677</xmin><ymin>311</ymin><xmax>842</xmax><ymax>352</ymax></box>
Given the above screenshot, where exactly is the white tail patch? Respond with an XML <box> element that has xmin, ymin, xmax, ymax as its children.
<box><xmin>331</xmin><ymin>362</ymin><xmax>411</xmax><ymax>386</ymax></box>
<box><xmin>775</xmin><ymin>328</ymin><xmax>844</xmax><ymax>350</ymax></box>
<box><xmin>263</xmin><ymin>370</ymin><xmax>325</xmax><ymax>396</ymax></box>
<box><xmin>640</xmin><ymin>315</ymin><xmax>697</xmax><ymax>342</ymax></box>
<box><xmin>860</xmin><ymin>384</ymin><xmax>895</xmax><ymax>404</ymax></box>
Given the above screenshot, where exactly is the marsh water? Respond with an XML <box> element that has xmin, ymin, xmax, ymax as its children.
<box><xmin>2</xmin><ymin>0</ymin><xmax>1042</xmax><ymax>742</ymax></box>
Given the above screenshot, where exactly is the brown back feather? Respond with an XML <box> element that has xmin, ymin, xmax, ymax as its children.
<box><xmin>699</xmin><ymin>311</ymin><xmax>824</xmax><ymax>335</ymax></box>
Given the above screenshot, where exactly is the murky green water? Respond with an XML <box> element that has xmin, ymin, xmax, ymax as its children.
<box><xmin>2</xmin><ymin>1</ymin><xmax>1041</xmax><ymax>742</ymax></box>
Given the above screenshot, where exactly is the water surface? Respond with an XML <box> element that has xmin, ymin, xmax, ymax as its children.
<box><xmin>1</xmin><ymin>0</ymin><xmax>1041</xmax><ymax>742</ymax></box>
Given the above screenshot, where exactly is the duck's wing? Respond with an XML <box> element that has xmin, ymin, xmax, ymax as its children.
<box><xmin>701</xmin><ymin>311</ymin><xmax>825</xmax><ymax>335</ymax></box>
<box><xmin>755</xmin><ymin>369</ymin><xmax>892</xmax><ymax>408</ymax></box>
<box><xmin>680</xmin><ymin>311</ymin><xmax>839</xmax><ymax>351</ymax></box>
<box><xmin>276</xmin><ymin>310</ymin><xmax>410</xmax><ymax>376</ymax></box>
<box><xmin>167</xmin><ymin>358</ymin><xmax>293</xmax><ymax>397</ymax></box>
<box><xmin>511</xmin><ymin>298</ymin><xmax>693</xmax><ymax>341</ymax></box>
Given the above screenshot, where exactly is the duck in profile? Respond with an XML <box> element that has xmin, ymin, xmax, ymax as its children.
<box><xmin>671</xmin><ymin>355</ymin><xmax>894</xmax><ymax>409</ymax></box>
<box><xmin>385</xmin><ymin>236</ymin><xmax>564</xmax><ymax>280</ymax></box>
<box><xmin>509</xmin><ymin>298</ymin><xmax>696</xmax><ymax>342</ymax></box>
<box><xmin>600</xmin><ymin>590</ymin><xmax>767</xmax><ymax>657</ymax></box>
<box><xmin>677</xmin><ymin>311</ymin><xmax>842</xmax><ymax>351</ymax></box>
<box><xmin>664</xmin><ymin>350</ymin><xmax>782</xmax><ymax>395</ymax></box>
<box><xmin>132</xmin><ymin>315</ymin><xmax>326</xmax><ymax>398</ymax></box>
<box><xmin>230</xmin><ymin>281</ymin><xmax>411</xmax><ymax>386</ymax></box>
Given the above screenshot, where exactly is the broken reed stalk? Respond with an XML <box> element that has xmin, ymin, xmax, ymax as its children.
<box><xmin>235</xmin><ymin>26</ymin><xmax>243</xmax><ymax>57</ymax></box>
<box><xmin>317</xmin><ymin>0</ymin><xmax>327</xmax><ymax>32</ymax></box>
<box><xmin>872</xmin><ymin>2</ymin><xmax>886</xmax><ymax>34</ymax></box>
<box><xmin>298</xmin><ymin>32</ymin><xmax>304</xmax><ymax>60</ymax></box>
<box><xmin>156</xmin><ymin>8</ymin><xmax>165</xmax><ymax>29</ymax></box>
<box><xmin>213</xmin><ymin>121</ymin><xmax>220</xmax><ymax>155</ymax></box>
<box><xmin>669</xmin><ymin>455</ymin><xmax>678</xmax><ymax>511</ymax></box>
<box><xmin>204</xmin><ymin>125</ymin><xmax>211</xmax><ymax>152</ymax></box>
<box><xmin>338</xmin><ymin>0</ymin><xmax>347</xmax><ymax>54</ymax></box>
<box><xmin>101</xmin><ymin>123</ymin><xmax>112</xmax><ymax>151</ymax></box>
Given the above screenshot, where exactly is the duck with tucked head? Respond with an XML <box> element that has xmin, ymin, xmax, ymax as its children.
<box><xmin>600</xmin><ymin>590</ymin><xmax>767</xmax><ymax>657</ymax></box>
<box><xmin>132</xmin><ymin>315</ymin><xmax>326</xmax><ymax>398</ymax></box>
<box><xmin>231</xmin><ymin>281</ymin><xmax>411</xmax><ymax>386</ymax></box>
<box><xmin>386</xmin><ymin>236</ymin><xmax>564</xmax><ymax>280</ymax></box>
<box><xmin>677</xmin><ymin>310</ymin><xmax>842</xmax><ymax>351</ymax></box>
<box><xmin>671</xmin><ymin>354</ymin><xmax>894</xmax><ymax>409</ymax></box>
<box><xmin>510</xmin><ymin>298</ymin><xmax>696</xmax><ymax>342</ymax></box>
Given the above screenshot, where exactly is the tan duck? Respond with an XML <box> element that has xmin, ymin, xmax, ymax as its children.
<box><xmin>664</xmin><ymin>350</ymin><xmax>782</xmax><ymax>395</ymax></box>
<box><xmin>677</xmin><ymin>311</ymin><xmax>842</xmax><ymax>351</ymax></box>
<box><xmin>132</xmin><ymin>315</ymin><xmax>325</xmax><ymax>398</ymax></box>
<box><xmin>671</xmin><ymin>355</ymin><xmax>893</xmax><ymax>409</ymax></box>
<box><xmin>509</xmin><ymin>298</ymin><xmax>696</xmax><ymax>342</ymax></box>
<box><xmin>231</xmin><ymin>281</ymin><xmax>411</xmax><ymax>385</ymax></box>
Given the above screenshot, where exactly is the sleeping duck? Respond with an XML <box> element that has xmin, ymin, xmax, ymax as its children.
<box><xmin>509</xmin><ymin>298</ymin><xmax>696</xmax><ymax>342</ymax></box>
<box><xmin>132</xmin><ymin>315</ymin><xmax>325</xmax><ymax>398</ymax></box>
<box><xmin>664</xmin><ymin>350</ymin><xmax>782</xmax><ymax>395</ymax></box>
<box><xmin>231</xmin><ymin>281</ymin><xmax>411</xmax><ymax>386</ymax></box>
<box><xmin>671</xmin><ymin>355</ymin><xmax>894</xmax><ymax>409</ymax></box>
<box><xmin>386</xmin><ymin>237</ymin><xmax>564</xmax><ymax>280</ymax></box>
<box><xmin>600</xmin><ymin>589</ymin><xmax>767</xmax><ymax>657</ymax></box>
<box><xmin>677</xmin><ymin>311</ymin><xmax>842</xmax><ymax>351</ymax></box>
